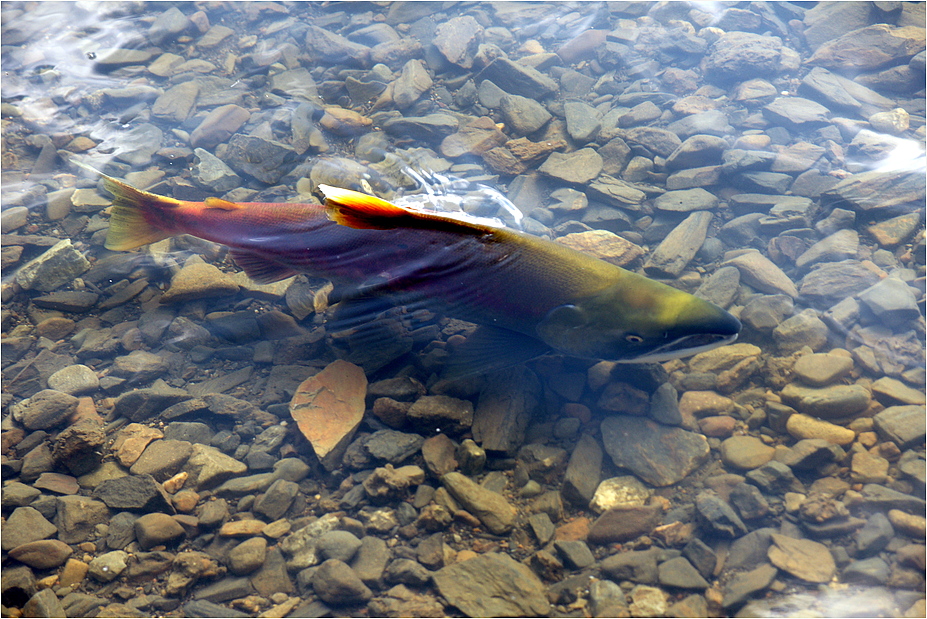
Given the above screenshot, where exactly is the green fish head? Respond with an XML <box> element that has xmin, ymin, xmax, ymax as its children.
<box><xmin>536</xmin><ymin>275</ymin><xmax>741</xmax><ymax>363</ymax></box>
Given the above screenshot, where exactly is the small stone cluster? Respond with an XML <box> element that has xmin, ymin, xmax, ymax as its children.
<box><xmin>1</xmin><ymin>2</ymin><xmax>925</xmax><ymax>618</ymax></box>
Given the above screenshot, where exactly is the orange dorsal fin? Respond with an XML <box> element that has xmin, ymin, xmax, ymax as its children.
<box><xmin>318</xmin><ymin>185</ymin><xmax>499</xmax><ymax>236</ymax></box>
<box><xmin>204</xmin><ymin>197</ymin><xmax>244</xmax><ymax>211</ymax></box>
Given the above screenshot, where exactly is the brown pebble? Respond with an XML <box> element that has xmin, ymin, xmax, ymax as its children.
<box><xmin>172</xmin><ymin>489</ymin><xmax>200</xmax><ymax>512</ymax></box>
<box><xmin>9</xmin><ymin>539</ymin><xmax>73</xmax><ymax>568</ymax></box>
<box><xmin>59</xmin><ymin>558</ymin><xmax>89</xmax><ymax>587</ymax></box>
<box><xmin>36</xmin><ymin>317</ymin><xmax>75</xmax><ymax>340</ymax></box>
<box><xmin>698</xmin><ymin>415</ymin><xmax>737</xmax><ymax>438</ymax></box>
<box><xmin>219</xmin><ymin>519</ymin><xmax>267</xmax><ymax>537</ymax></box>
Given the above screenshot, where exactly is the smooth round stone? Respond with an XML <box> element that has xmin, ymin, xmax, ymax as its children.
<box><xmin>88</xmin><ymin>551</ymin><xmax>129</xmax><ymax>582</ymax></box>
<box><xmin>228</xmin><ymin>537</ymin><xmax>267</xmax><ymax>575</ymax></box>
<box><xmin>792</xmin><ymin>353</ymin><xmax>854</xmax><ymax>387</ymax></box>
<box><xmin>160</xmin><ymin>260</ymin><xmax>239</xmax><ymax>304</ymax></box>
<box><xmin>134</xmin><ymin>512</ymin><xmax>185</xmax><ymax>549</ymax></box>
<box><xmin>868</xmin><ymin>108</ymin><xmax>909</xmax><ymax>135</ymax></box>
<box><xmin>785</xmin><ymin>413</ymin><xmax>856</xmax><ymax>446</ymax></box>
<box><xmin>47</xmin><ymin>364</ymin><xmax>100</xmax><ymax>395</ymax></box>
<box><xmin>780</xmin><ymin>383</ymin><xmax>871</xmax><ymax>419</ymax></box>
<box><xmin>9</xmin><ymin>539</ymin><xmax>73</xmax><ymax>569</ymax></box>
<box><xmin>720</xmin><ymin>436</ymin><xmax>775</xmax><ymax>470</ymax></box>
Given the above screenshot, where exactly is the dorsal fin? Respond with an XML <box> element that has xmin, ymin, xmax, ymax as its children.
<box><xmin>204</xmin><ymin>197</ymin><xmax>244</xmax><ymax>211</ymax></box>
<box><xmin>317</xmin><ymin>185</ymin><xmax>500</xmax><ymax>236</ymax></box>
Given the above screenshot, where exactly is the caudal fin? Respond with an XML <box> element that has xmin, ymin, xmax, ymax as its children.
<box><xmin>74</xmin><ymin>161</ymin><xmax>181</xmax><ymax>251</ymax></box>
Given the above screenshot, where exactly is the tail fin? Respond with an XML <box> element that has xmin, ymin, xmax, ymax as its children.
<box><xmin>74</xmin><ymin>161</ymin><xmax>181</xmax><ymax>251</ymax></box>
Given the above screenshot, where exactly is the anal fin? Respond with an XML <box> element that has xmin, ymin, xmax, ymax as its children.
<box><xmin>230</xmin><ymin>249</ymin><xmax>298</xmax><ymax>284</ymax></box>
<box><xmin>441</xmin><ymin>325</ymin><xmax>551</xmax><ymax>380</ymax></box>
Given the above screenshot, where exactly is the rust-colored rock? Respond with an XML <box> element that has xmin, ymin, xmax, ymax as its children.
<box><xmin>289</xmin><ymin>360</ymin><xmax>367</xmax><ymax>470</ymax></box>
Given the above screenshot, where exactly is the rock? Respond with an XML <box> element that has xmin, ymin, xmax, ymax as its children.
<box><xmin>868</xmin><ymin>212</ymin><xmax>922</xmax><ymax>248</ymax></box>
<box><xmin>440</xmin><ymin>117</ymin><xmax>506</xmax><ymax>158</ymax></box>
<box><xmin>590</xmin><ymin>475</ymin><xmax>651</xmax><ymax>513</ymax></box>
<box><xmin>1</xmin><ymin>506</ymin><xmax>58</xmax><ymax>551</ymax></box>
<box><xmin>152</xmin><ymin>81</ymin><xmax>199</xmax><ymax>122</ymax></box>
<box><xmin>192</xmin><ymin>148</ymin><xmax>241</xmax><ymax>193</ymax></box>
<box><xmin>88</xmin><ymin>550</ymin><xmax>129</xmax><ymax>582</ymax></box>
<box><xmin>720</xmin><ymin>436</ymin><xmax>775</xmax><ymax>470</ymax></box>
<box><xmin>93</xmin><ymin>474</ymin><xmax>173</xmax><ymax>512</ymax></box>
<box><xmin>421</xmin><ymin>434</ymin><xmax>458</xmax><ymax>477</ymax></box>
<box><xmin>767</xmin><ymin>534</ymin><xmax>835</xmax><ymax>583</ymax></box>
<box><xmin>705</xmin><ymin>32</ymin><xmax>782</xmax><ymax>82</ymax></box>
<box><xmin>644</xmin><ymin>210</ymin><xmax>712</xmax><ymax>277</ymax></box>
<box><xmin>599</xmin><ymin>547</ymin><xmax>659</xmax><ymax>583</ymax></box>
<box><xmin>11</xmin><ymin>389</ymin><xmax>78</xmax><ymax>430</ymax></box>
<box><xmin>858</xmin><ymin>278</ymin><xmax>920</xmax><ymax>327</ymax></box>
<box><xmin>601</xmin><ymin>415</ymin><xmax>709</xmax><ymax>487</ymax></box>
<box><xmin>561</xmin><ymin>434</ymin><xmax>602</xmax><ymax>507</ymax></box>
<box><xmin>499</xmin><ymin>94</ymin><xmax>552</xmax><ymax>136</ymax></box>
<box><xmin>393</xmin><ymin>59</ymin><xmax>432</xmax><ymax>110</ymax></box>
<box><xmin>472</xmin><ymin>367</ymin><xmax>539</xmax><ymax>453</ymax></box>
<box><xmin>843</xmin><ymin>557</ymin><xmax>890</xmax><ymax>585</ymax></box>
<box><xmin>135</xmin><ymin>512</ymin><xmax>185</xmax><ymax>549</ymax></box>
<box><xmin>654</xmin><ymin>188</ymin><xmax>718</xmax><ymax>213</ymax></box>
<box><xmin>785</xmin><ymin>413</ymin><xmax>856</xmax><ymax>446</ymax></box>
<box><xmin>407</xmin><ymin>395</ymin><xmax>473</xmax><ymax>434</ymax></box>
<box><xmin>823</xmin><ymin>169</ymin><xmax>925</xmax><ymax>214</ymax></box>
<box><xmin>622</xmin><ymin>126</ymin><xmax>682</xmax><ymax>157</ymax></box>
<box><xmin>780</xmin><ymin>383</ymin><xmax>871</xmax><ymax>419</ymax></box>
<box><xmin>228</xmin><ymin>537</ymin><xmax>267</xmax><ymax>575</ymax></box>
<box><xmin>160</xmin><ymin>259</ymin><xmax>238</xmax><ymax>304</ymax></box>
<box><xmin>46</xmin><ymin>364</ymin><xmax>99</xmax><ymax>395</ymax></box>
<box><xmin>189</xmin><ymin>104</ymin><xmax>249</xmax><ymax>149</ymax></box>
<box><xmin>441</xmin><ymin>472</ymin><xmax>516</xmax><ymax>535</ymax></box>
<box><xmin>182</xmin><ymin>443</ymin><xmax>247</xmax><ymax>490</ymax></box>
<box><xmin>433</xmin><ymin>16</ymin><xmax>482</xmax><ymax>68</ymax></box>
<box><xmin>289</xmin><ymin>360</ymin><xmax>367</xmax><ymax>470</ymax></box>
<box><xmin>793</xmin><ymin>352</ymin><xmax>854</xmax><ymax>387</ymax></box>
<box><xmin>628</xmin><ymin>584</ymin><xmax>667</xmax><ymax>617</ymax></box>
<box><xmin>304</xmin><ymin>24</ymin><xmax>370</xmax><ymax>66</ymax></box>
<box><xmin>131</xmin><ymin>439</ymin><xmax>193</xmax><ymax>479</ymax></box>
<box><xmin>9</xmin><ymin>539</ymin><xmax>73</xmax><ymax>569</ymax></box>
<box><xmin>313</xmin><ymin>559</ymin><xmax>372</xmax><ymax>605</ymax></box>
<box><xmin>723</xmin><ymin>250</ymin><xmax>797</xmax><ymax>298</ymax></box>
<box><xmin>888</xmin><ymin>509</ymin><xmax>926</xmax><ymax>539</ymax></box>
<box><xmin>796</xmin><ymin>229</ymin><xmax>859</xmax><ymax>269</ymax></box>
<box><xmin>659</xmin><ymin>556</ymin><xmax>709</xmax><ymax>590</ymax></box>
<box><xmin>15</xmin><ymin>240</ymin><xmax>90</xmax><ymax>291</ymax></box>
<box><xmin>478</xmin><ymin>57</ymin><xmax>558</xmax><ymax>100</ymax></box>
<box><xmin>809</xmin><ymin>24</ymin><xmax>926</xmax><ymax>72</ymax></box>
<box><xmin>763</xmin><ymin>97</ymin><xmax>830</xmax><ymax>128</ymax></box>
<box><xmin>111</xmin><ymin>350</ymin><xmax>168</xmax><ymax>384</ymax></box>
<box><xmin>556</xmin><ymin>230</ymin><xmax>643</xmax><ymax>268</ymax></box>
<box><xmin>666</xmin><ymin>135</ymin><xmax>727</xmax><ymax>170</ymax></box>
<box><xmin>588</xmin><ymin>505</ymin><xmax>662</xmax><ymax>544</ymax></box>
<box><xmin>587</xmin><ymin>174</ymin><xmax>646</xmax><ymax>208</ymax></box>
<box><xmin>564</xmin><ymin>101</ymin><xmax>602</xmax><ymax>143</ymax></box>
<box><xmin>382</xmin><ymin>114</ymin><xmax>458</xmax><ymax>142</ymax></box>
<box><xmin>224</xmin><ymin>134</ymin><xmax>297</xmax><ymax>185</ymax></box>
<box><xmin>668</xmin><ymin>111</ymin><xmax>733</xmax><ymax>139</ymax></box>
<box><xmin>772</xmin><ymin>309</ymin><xmax>829</xmax><ymax>354</ymax></box>
<box><xmin>433</xmin><ymin>552</ymin><xmax>550</xmax><ymax>617</ymax></box>
<box><xmin>696</xmin><ymin>491</ymin><xmax>748</xmax><ymax>538</ymax></box>
<box><xmin>721</xmin><ymin>563</ymin><xmax>777</xmax><ymax>609</ymax></box>
<box><xmin>873</xmin><ymin>405</ymin><xmax>926</xmax><ymax>449</ymax></box>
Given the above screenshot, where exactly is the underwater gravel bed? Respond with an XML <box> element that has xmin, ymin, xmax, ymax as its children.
<box><xmin>1</xmin><ymin>1</ymin><xmax>925</xmax><ymax>618</ymax></box>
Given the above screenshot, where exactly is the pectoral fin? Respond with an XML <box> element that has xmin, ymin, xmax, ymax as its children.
<box><xmin>230</xmin><ymin>249</ymin><xmax>298</xmax><ymax>284</ymax></box>
<box><xmin>442</xmin><ymin>325</ymin><xmax>552</xmax><ymax>380</ymax></box>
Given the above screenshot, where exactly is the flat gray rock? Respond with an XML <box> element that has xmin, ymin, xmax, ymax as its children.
<box><xmin>601</xmin><ymin>416</ymin><xmax>710</xmax><ymax>486</ymax></box>
<box><xmin>433</xmin><ymin>553</ymin><xmax>550</xmax><ymax>617</ymax></box>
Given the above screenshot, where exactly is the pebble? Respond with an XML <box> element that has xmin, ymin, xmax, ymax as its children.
<box><xmin>720</xmin><ymin>436</ymin><xmax>776</xmax><ymax>470</ymax></box>
<box><xmin>289</xmin><ymin>360</ymin><xmax>367</xmax><ymax>470</ymax></box>
<box><xmin>134</xmin><ymin>512</ymin><xmax>185</xmax><ymax>549</ymax></box>
<box><xmin>601</xmin><ymin>415</ymin><xmax>710</xmax><ymax>486</ymax></box>
<box><xmin>9</xmin><ymin>539</ymin><xmax>73</xmax><ymax>569</ymax></box>
<box><xmin>785</xmin><ymin>413</ymin><xmax>857</xmax><ymax>446</ymax></box>
<box><xmin>160</xmin><ymin>259</ymin><xmax>239</xmax><ymax>304</ymax></box>
<box><xmin>440</xmin><ymin>471</ymin><xmax>516</xmax><ymax>535</ymax></box>
<box><xmin>433</xmin><ymin>553</ymin><xmax>550</xmax><ymax>617</ymax></box>
<box><xmin>767</xmin><ymin>534</ymin><xmax>836</xmax><ymax>583</ymax></box>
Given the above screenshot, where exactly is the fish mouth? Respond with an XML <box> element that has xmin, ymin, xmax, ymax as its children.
<box><xmin>621</xmin><ymin>330</ymin><xmax>741</xmax><ymax>364</ymax></box>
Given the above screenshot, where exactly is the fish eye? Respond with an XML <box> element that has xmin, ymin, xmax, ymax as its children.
<box><xmin>625</xmin><ymin>334</ymin><xmax>644</xmax><ymax>344</ymax></box>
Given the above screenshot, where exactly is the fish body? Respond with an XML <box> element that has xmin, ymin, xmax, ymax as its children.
<box><xmin>94</xmin><ymin>169</ymin><xmax>741</xmax><ymax>373</ymax></box>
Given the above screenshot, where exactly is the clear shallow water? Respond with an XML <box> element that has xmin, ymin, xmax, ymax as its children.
<box><xmin>1</xmin><ymin>2</ymin><xmax>925</xmax><ymax>618</ymax></box>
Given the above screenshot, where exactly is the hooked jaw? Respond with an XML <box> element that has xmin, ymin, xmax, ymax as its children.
<box><xmin>625</xmin><ymin>296</ymin><xmax>742</xmax><ymax>363</ymax></box>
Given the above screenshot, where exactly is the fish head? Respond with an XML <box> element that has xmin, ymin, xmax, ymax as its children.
<box><xmin>536</xmin><ymin>273</ymin><xmax>741</xmax><ymax>363</ymax></box>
